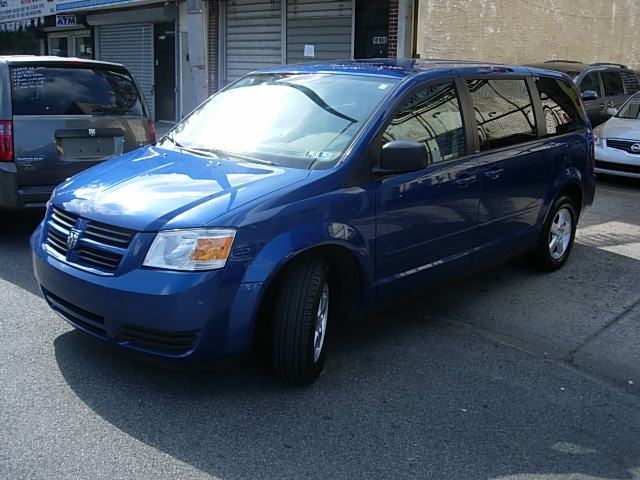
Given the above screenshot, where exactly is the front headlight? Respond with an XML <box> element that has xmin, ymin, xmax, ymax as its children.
<box><xmin>143</xmin><ymin>228</ymin><xmax>236</xmax><ymax>271</ymax></box>
<box><xmin>593</xmin><ymin>127</ymin><xmax>603</xmax><ymax>147</ymax></box>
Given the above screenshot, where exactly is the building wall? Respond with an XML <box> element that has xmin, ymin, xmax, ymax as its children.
<box><xmin>416</xmin><ymin>0</ymin><xmax>640</xmax><ymax>67</ymax></box>
<box><xmin>208</xmin><ymin>0</ymin><xmax>219</xmax><ymax>95</ymax></box>
<box><xmin>388</xmin><ymin>0</ymin><xmax>398</xmax><ymax>57</ymax></box>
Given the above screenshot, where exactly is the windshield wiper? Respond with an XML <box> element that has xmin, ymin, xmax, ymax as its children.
<box><xmin>163</xmin><ymin>139</ymin><xmax>273</xmax><ymax>165</ymax></box>
<box><xmin>163</xmin><ymin>135</ymin><xmax>218</xmax><ymax>158</ymax></box>
<box><xmin>204</xmin><ymin>147</ymin><xmax>275</xmax><ymax>165</ymax></box>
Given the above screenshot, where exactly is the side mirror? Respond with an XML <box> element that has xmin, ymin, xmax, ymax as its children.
<box><xmin>375</xmin><ymin>140</ymin><xmax>428</xmax><ymax>175</ymax></box>
<box><xmin>606</xmin><ymin>107</ymin><xmax>618</xmax><ymax>117</ymax></box>
<box><xmin>581</xmin><ymin>90</ymin><xmax>599</xmax><ymax>101</ymax></box>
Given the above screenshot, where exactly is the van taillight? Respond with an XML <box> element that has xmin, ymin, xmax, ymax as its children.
<box><xmin>147</xmin><ymin>119</ymin><xmax>157</xmax><ymax>144</ymax></box>
<box><xmin>0</xmin><ymin>121</ymin><xmax>13</xmax><ymax>162</ymax></box>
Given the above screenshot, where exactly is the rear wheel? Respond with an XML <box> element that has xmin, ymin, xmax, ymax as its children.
<box><xmin>530</xmin><ymin>195</ymin><xmax>577</xmax><ymax>271</ymax></box>
<box><xmin>271</xmin><ymin>258</ymin><xmax>330</xmax><ymax>385</ymax></box>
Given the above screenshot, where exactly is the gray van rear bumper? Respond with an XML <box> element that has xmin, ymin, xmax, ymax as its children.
<box><xmin>0</xmin><ymin>163</ymin><xmax>54</xmax><ymax>209</ymax></box>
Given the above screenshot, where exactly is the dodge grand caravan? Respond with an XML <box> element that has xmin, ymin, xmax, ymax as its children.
<box><xmin>0</xmin><ymin>56</ymin><xmax>154</xmax><ymax>209</ymax></box>
<box><xmin>31</xmin><ymin>60</ymin><xmax>596</xmax><ymax>384</ymax></box>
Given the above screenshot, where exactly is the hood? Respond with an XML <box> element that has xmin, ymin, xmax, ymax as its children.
<box><xmin>54</xmin><ymin>145</ymin><xmax>310</xmax><ymax>231</ymax></box>
<box><xmin>601</xmin><ymin>117</ymin><xmax>640</xmax><ymax>141</ymax></box>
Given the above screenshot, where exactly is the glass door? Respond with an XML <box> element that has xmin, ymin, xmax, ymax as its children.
<box><xmin>48</xmin><ymin>31</ymin><xmax>92</xmax><ymax>58</ymax></box>
<box><xmin>48</xmin><ymin>36</ymin><xmax>69</xmax><ymax>56</ymax></box>
<box><xmin>74</xmin><ymin>35</ymin><xmax>92</xmax><ymax>58</ymax></box>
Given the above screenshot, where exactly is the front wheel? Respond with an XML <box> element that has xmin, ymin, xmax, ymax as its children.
<box><xmin>271</xmin><ymin>258</ymin><xmax>330</xmax><ymax>385</ymax></box>
<box><xmin>530</xmin><ymin>195</ymin><xmax>578</xmax><ymax>272</ymax></box>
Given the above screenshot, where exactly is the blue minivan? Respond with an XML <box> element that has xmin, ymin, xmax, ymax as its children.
<box><xmin>31</xmin><ymin>59</ymin><xmax>595</xmax><ymax>384</ymax></box>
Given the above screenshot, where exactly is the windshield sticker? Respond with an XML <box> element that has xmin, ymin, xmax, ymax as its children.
<box><xmin>378</xmin><ymin>83</ymin><xmax>391</xmax><ymax>90</ymax></box>
<box><xmin>305</xmin><ymin>151</ymin><xmax>335</xmax><ymax>161</ymax></box>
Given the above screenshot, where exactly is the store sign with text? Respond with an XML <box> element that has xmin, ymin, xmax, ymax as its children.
<box><xmin>0</xmin><ymin>0</ymin><xmax>54</xmax><ymax>25</ymax></box>
<box><xmin>55</xmin><ymin>12</ymin><xmax>74</xmax><ymax>25</ymax></box>
<box><xmin>1</xmin><ymin>0</ymin><xmax>139</xmax><ymax>24</ymax></box>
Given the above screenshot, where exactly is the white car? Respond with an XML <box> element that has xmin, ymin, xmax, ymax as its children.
<box><xmin>594</xmin><ymin>92</ymin><xmax>640</xmax><ymax>178</ymax></box>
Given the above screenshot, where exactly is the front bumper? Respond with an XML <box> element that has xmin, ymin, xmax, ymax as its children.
<box><xmin>0</xmin><ymin>163</ymin><xmax>56</xmax><ymax>209</ymax></box>
<box><xmin>31</xmin><ymin>222</ymin><xmax>263</xmax><ymax>362</ymax></box>
<box><xmin>595</xmin><ymin>144</ymin><xmax>640</xmax><ymax>179</ymax></box>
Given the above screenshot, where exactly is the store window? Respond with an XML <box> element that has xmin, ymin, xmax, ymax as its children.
<box><xmin>49</xmin><ymin>36</ymin><xmax>68</xmax><ymax>57</ymax></box>
<box><xmin>48</xmin><ymin>32</ymin><xmax>92</xmax><ymax>59</ymax></box>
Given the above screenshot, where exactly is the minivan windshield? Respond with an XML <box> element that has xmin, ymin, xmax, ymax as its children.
<box><xmin>162</xmin><ymin>73</ymin><xmax>399</xmax><ymax>168</ymax></box>
<box><xmin>10</xmin><ymin>64</ymin><xmax>144</xmax><ymax>116</ymax></box>
<box><xmin>615</xmin><ymin>93</ymin><xmax>640</xmax><ymax>119</ymax></box>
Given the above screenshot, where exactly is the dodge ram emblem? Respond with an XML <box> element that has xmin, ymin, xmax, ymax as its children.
<box><xmin>88</xmin><ymin>128</ymin><xmax>96</xmax><ymax>137</ymax></box>
<box><xmin>67</xmin><ymin>229</ymin><xmax>81</xmax><ymax>250</ymax></box>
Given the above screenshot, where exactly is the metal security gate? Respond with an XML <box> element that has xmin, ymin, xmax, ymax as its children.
<box><xmin>223</xmin><ymin>0</ymin><xmax>283</xmax><ymax>85</ymax></box>
<box><xmin>97</xmin><ymin>24</ymin><xmax>155</xmax><ymax>118</ymax></box>
<box><xmin>287</xmin><ymin>0</ymin><xmax>353</xmax><ymax>64</ymax></box>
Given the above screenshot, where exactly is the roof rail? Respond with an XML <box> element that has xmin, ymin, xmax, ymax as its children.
<box><xmin>591</xmin><ymin>62</ymin><xmax>628</xmax><ymax>69</ymax></box>
<box><xmin>422</xmin><ymin>58</ymin><xmax>503</xmax><ymax>65</ymax></box>
<box><xmin>544</xmin><ymin>60</ymin><xmax>583</xmax><ymax>64</ymax></box>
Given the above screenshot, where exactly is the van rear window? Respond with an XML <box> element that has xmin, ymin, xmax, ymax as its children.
<box><xmin>10</xmin><ymin>65</ymin><xmax>144</xmax><ymax>116</ymax></box>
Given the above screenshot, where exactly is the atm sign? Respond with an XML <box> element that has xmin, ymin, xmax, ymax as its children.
<box><xmin>55</xmin><ymin>14</ymin><xmax>77</xmax><ymax>27</ymax></box>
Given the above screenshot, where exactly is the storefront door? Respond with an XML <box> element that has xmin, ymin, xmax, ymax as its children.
<box><xmin>48</xmin><ymin>31</ymin><xmax>92</xmax><ymax>58</ymax></box>
<box><xmin>154</xmin><ymin>22</ymin><xmax>176</xmax><ymax>122</ymax></box>
<box><xmin>354</xmin><ymin>0</ymin><xmax>390</xmax><ymax>58</ymax></box>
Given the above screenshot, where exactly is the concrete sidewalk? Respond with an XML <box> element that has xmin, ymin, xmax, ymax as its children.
<box><xmin>408</xmin><ymin>176</ymin><xmax>640</xmax><ymax>391</ymax></box>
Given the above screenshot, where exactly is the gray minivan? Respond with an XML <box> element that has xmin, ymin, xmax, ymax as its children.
<box><xmin>528</xmin><ymin>60</ymin><xmax>640</xmax><ymax>127</ymax></box>
<box><xmin>0</xmin><ymin>56</ymin><xmax>154</xmax><ymax>209</ymax></box>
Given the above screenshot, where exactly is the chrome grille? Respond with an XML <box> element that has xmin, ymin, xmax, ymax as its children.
<box><xmin>84</xmin><ymin>222</ymin><xmax>135</xmax><ymax>247</ymax></box>
<box><xmin>45</xmin><ymin>207</ymin><xmax>136</xmax><ymax>273</ymax></box>
<box><xmin>606</xmin><ymin>139</ymin><xmax>640</xmax><ymax>154</ymax></box>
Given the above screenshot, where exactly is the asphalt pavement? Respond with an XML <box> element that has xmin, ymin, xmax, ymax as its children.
<box><xmin>1</xmin><ymin>177</ymin><xmax>639</xmax><ymax>479</ymax></box>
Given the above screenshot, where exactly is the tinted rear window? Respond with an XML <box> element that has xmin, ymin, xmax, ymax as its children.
<box><xmin>467</xmin><ymin>78</ymin><xmax>537</xmax><ymax>151</ymax></box>
<box><xmin>601</xmin><ymin>71</ymin><xmax>624</xmax><ymax>96</ymax></box>
<box><xmin>535</xmin><ymin>77</ymin><xmax>586</xmax><ymax>135</ymax></box>
<box><xmin>10</xmin><ymin>65</ymin><xmax>144</xmax><ymax>116</ymax></box>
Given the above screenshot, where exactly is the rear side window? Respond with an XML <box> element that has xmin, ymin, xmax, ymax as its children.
<box><xmin>383</xmin><ymin>82</ymin><xmax>466</xmax><ymax>164</ymax></box>
<box><xmin>10</xmin><ymin>65</ymin><xmax>144</xmax><ymax>116</ymax></box>
<box><xmin>621</xmin><ymin>70</ymin><xmax>640</xmax><ymax>94</ymax></box>
<box><xmin>466</xmin><ymin>78</ymin><xmax>536</xmax><ymax>151</ymax></box>
<box><xmin>579</xmin><ymin>72</ymin><xmax>601</xmax><ymax>96</ymax></box>
<box><xmin>535</xmin><ymin>77</ymin><xmax>586</xmax><ymax>135</ymax></box>
<box><xmin>601</xmin><ymin>71</ymin><xmax>625</xmax><ymax>96</ymax></box>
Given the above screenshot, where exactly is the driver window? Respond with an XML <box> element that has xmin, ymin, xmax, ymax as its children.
<box><xmin>580</xmin><ymin>72</ymin><xmax>601</xmax><ymax>96</ymax></box>
<box><xmin>382</xmin><ymin>82</ymin><xmax>466</xmax><ymax>164</ymax></box>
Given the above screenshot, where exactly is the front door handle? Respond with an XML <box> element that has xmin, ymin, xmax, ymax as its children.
<box><xmin>455</xmin><ymin>174</ymin><xmax>477</xmax><ymax>188</ymax></box>
<box><xmin>484</xmin><ymin>167</ymin><xmax>504</xmax><ymax>180</ymax></box>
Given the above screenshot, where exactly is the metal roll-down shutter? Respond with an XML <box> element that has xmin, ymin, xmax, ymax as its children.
<box><xmin>287</xmin><ymin>0</ymin><xmax>353</xmax><ymax>64</ymax></box>
<box><xmin>224</xmin><ymin>0</ymin><xmax>283</xmax><ymax>85</ymax></box>
<box><xmin>98</xmin><ymin>24</ymin><xmax>155</xmax><ymax>118</ymax></box>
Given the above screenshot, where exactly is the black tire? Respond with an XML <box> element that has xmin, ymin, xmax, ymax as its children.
<box><xmin>271</xmin><ymin>258</ymin><xmax>330</xmax><ymax>385</ymax></box>
<box><xmin>530</xmin><ymin>195</ymin><xmax>578</xmax><ymax>272</ymax></box>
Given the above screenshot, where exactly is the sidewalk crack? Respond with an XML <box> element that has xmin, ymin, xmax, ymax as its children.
<box><xmin>567</xmin><ymin>295</ymin><xmax>640</xmax><ymax>364</ymax></box>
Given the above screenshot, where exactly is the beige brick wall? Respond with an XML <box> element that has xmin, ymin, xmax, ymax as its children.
<box><xmin>416</xmin><ymin>0</ymin><xmax>640</xmax><ymax>68</ymax></box>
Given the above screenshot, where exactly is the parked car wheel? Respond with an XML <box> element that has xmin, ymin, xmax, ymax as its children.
<box><xmin>271</xmin><ymin>258</ymin><xmax>330</xmax><ymax>385</ymax></box>
<box><xmin>531</xmin><ymin>195</ymin><xmax>578</xmax><ymax>271</ymax></box>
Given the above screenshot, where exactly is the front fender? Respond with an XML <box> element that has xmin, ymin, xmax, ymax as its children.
<box><xmin>224</xmin><ymin>221</ymin><xmax>373</xmax><ymax>355</ymax></box>
<box><xmin>241</xmin><ymin>222</ymin><xmax>371</xmax><ymax>284</ymax></box>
